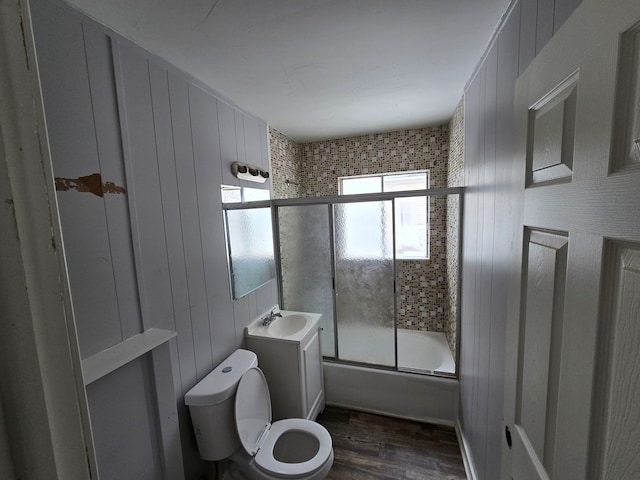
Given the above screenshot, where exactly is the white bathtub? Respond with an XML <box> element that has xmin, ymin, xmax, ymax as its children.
<box><xmin>335</xmin><ymin>326</ymin><xmax>456</xmax><ymax>374</ymax></box>
<box><xmin>397</xmin><ymin>330</ymin><xmax>456</xmax><ymax>374</ymax></box>
<box><xmin>323</xmin><ymin>361</ymin><xmax>459</xmax><ymax>425</ymax></box>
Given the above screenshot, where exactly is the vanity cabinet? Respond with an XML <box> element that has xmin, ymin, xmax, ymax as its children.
<box><xmin>246</xmin><ymin>321</ymin><xmax>325</xmax><ymax>421</ymax></box>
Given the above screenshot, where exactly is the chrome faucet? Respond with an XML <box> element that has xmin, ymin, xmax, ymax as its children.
<box><xmin>262</xmin><ymin>309</ymin><xmax>282</xmax><ymax>326</ymax></box>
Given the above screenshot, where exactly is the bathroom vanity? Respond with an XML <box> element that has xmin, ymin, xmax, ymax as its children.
<box><xmin>246</xmin><ymin>310</ymin><xmax>325</xmax><ymax>421</ymax></box>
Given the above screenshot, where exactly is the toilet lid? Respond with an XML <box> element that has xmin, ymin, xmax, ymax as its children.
<box><xmin>235</xmin><ymin>367</ymin><xmax>272</xmax><ymax>456</ymax></box>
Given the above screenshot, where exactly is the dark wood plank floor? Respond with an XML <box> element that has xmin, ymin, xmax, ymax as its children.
<box><xmin>316</xmin><ymin>406</ymin><xmax>467</xmax><ymax>480</ymax></box>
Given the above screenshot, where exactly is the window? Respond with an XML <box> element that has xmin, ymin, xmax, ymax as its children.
<box><xmin>221</xmin><ymin>185</ymin><xmax>270</xmax><ymax>203</ymax></box>
<box><xmin>339</xmin><ymin>171</ymin><xmax>429</xmax><ymax>259</ymax></box>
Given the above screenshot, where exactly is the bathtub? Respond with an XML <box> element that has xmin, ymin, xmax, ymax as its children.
<box><xmin>323</xmin><ymin>360</ymin><xmax>459</xmax><ymax>425</ymax></box>
<box><xmin>334</xmin><ymin>326</ymin><xmax>456</xmax><ymax>374</ymax></box>
<box><xmin>397</xmin><ymin>330</ymin><xmax>456</xmax><ymax>374</ymax></box>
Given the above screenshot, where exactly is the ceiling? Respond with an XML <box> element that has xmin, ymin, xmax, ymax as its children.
<box><xmin>63</xmin><ymin>0</ymin><xmax>511</xmax><ymax>142</ymax></box>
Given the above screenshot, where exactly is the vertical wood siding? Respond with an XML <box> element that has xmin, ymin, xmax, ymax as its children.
<box><xmin>31</xmin><ymin>1</ymin><xmax>277</xmax><ymax>478</ymax></box>
<box><xmin>460</xmin><ymin>0</ymin><xmax>582</xmax><ymax>478</ymax></box>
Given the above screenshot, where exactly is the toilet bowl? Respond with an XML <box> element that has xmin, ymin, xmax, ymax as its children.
<box><xmin>231</xmin><ymin>367</ymin><xmax>333</xmax><ymax>479</ymax></box>
<box><xmin>184</xmin><ymin>349</ymin><xmax>333</xmax><ymax>480</ymax></box>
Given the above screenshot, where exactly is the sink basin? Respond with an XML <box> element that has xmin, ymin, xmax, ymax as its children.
<box><xmin>268</xmin><ymin>314</ymin><xmax>309</xmax><ymax>338</ymax></box>
<box><xmin>246</xmin><ymin>308</ymin><xmax>321</xmax><ymax>342</ymax></box>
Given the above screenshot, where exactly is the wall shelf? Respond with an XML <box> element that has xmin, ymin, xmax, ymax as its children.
<box><xmin>82</xmin><ymin>328</ymin><xmax>176</xmax><ymax>385</ymax></box>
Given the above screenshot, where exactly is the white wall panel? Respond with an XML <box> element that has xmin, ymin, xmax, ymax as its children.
<box><xmin>460</xmin><ymin>66</ymin><xmax>481</xmax><ymax>460</ymax></box>
<box><xmin>536</xmin><ymin>0</ymin><xmax>556</xmax><ymax>54</ymax></box>
<box><xmin>235</xmin><ymin>110</ymin><xmax>248</xmax><ymax>182</ymax></box>
<box><xmin>116</xmin><ymin>43</ymin><xmax>176</xmax><ymax>332</ymax></box>
<box><xmin>31</xmin><ymin>0</ymin><xmax>137</xmax><ymax>357</ymax></box>
<box><xmin>478</xmin><ymin>42</ymin><xmax>498</xmax><ymax>479</ymax></box>
<box><xmin>218</xmin><ymin>100</ymin><xmax>240</xmax><ymax>187</ymax></box>
<box><xmin>519</xmin><ymin>0</ymin><xmax>538</xmax><ymax>75</ymax></box>
<box><xmin>554</xmin><ymin>0</ymin><xmax>583</xmax><ymax>33</ymax></box>
<box><xmin>165</xmin><ymin>70</ymin><xmax>214</xmax><ymax>380</ymax></box>
<box><xmin>84</xmin><ymin>27</ymin><xmax>142</xmax><ymax>340</ymax></box>
<box><xmin>31</xmin><ymin>1</ymin><xmax>277</xmax><ymax>478</ymax></box>
<box><xmin>150</xmin><ymin>69</ymin><xmax>198</xmax><ymax>394</ymax></box>
<box><xmin>487</xmin><ymin>6</ymin><xmax>521</xmax><ymax>478</ymax></box>
<box><xmin>86</xmin><ymin>356</ymin><xmax>163</xmax><ymax>480</ymax></box>
<box><xmin>189</xmin><ymin>88</ymin><xmax>238</xmax><ymax>367</ymax></box>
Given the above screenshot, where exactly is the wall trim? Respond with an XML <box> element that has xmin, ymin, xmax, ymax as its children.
<box><xmin>455</xmin><ymin>421</ymin><xmax>479</xmax><ymax>480</ymax></box>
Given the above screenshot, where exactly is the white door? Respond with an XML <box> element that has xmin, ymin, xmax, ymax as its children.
<box><xmin>502</xmin><ymin>0</ymin><xmax>640</xmax><ymax>478</ymax></box>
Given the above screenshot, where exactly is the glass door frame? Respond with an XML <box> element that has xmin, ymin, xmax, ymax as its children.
<box><xmin>332</xmin><ymin>198</ymin><xmax>397</xmax><ymax>367</ymax></box>
<box><xmin>273</xmin><ymin>186</ymin><xmax>464</xmax><ymax>378</ymax></box>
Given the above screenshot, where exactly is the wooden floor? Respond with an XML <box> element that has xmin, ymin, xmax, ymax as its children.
<box><xmin>316</xmin><ymin>406</ymin><xmax>467</xmax><ymax>480</ymax></box>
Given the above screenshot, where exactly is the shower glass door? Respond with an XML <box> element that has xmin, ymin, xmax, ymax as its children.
<box><xmin>277</xmin><ymin>204</ymin><xmax>336</xmax><ymax>357</ymax></box>
<box><xmin>334</xmin><ymin>200</ymin><xmax>395</xmax><ymax>366</ymax></box>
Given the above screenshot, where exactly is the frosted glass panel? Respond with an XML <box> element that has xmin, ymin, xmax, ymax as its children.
<box><xmin>225</xmin><ymin>207</ymin><xmax>276</xmax><ymax>299</ymax></box>
<box><xmin>278</xmin><ymin>205</ymin><xmax>335</xmax><ymax>357</ymax></box>
<box><xmin>334</xmin><ymin>201</ymin><xmax>395</xmax><ymax>366</ymax></box>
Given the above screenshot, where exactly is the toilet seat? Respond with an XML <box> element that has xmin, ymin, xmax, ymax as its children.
<box><xmin>235</xmin><ymin>368</ymin><xmax>333</xmax><ymax>479</ymax></box>
<box><xmin>255</xmin><ymin>419</ymin><xmax>333</xmax><ymax>477</ymax></box>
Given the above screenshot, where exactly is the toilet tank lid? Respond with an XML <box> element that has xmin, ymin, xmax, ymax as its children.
<box><xmin>184</xmin><ymin>349</ymin><xmax>258</xmax><ymax>407</ymax></box>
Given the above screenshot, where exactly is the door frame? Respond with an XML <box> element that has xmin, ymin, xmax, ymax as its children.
<box><xmin>0</xmin><ymin>0</ymin><xmax>96</xmax><ymax>478</ymax></box>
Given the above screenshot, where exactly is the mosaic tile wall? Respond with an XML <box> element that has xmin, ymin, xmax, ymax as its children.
<box><xmin>269</xmin><ymin>127</ymin><xmax>303</xmax><ymax>199</ymax></box>
<box><xmin>298</xmin><ymin>128</ymin><xmax>449</xmax><ymax>197</ymax></box>
<box><xmin>270</xmin><ymin>126</ymin><xmax>452</xmax><ymax>333</ymax></box>
<box><xmin>395</xmin><ymin>194</ymin><xmax>448</xmax><ymax>331</ymax></box>
<box><xmin>445</xmin><ymin>98</ymin><xmax>465</xmax><ymax>354</ymax></box>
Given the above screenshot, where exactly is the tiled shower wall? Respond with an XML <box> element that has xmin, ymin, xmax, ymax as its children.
<box><xmin>445</xmin><ymin>98</ymin><xmax>465</xmax><ymax>354</ymax></box>
<box><xmin>269</xmin><ymin>127</ymin><xmax>303</xmax><ymax>199</ymax></box>
<box><xmin>269</xmin><ymin>127</ymin><xmax>457</xmax><ymax>335</ymax></box>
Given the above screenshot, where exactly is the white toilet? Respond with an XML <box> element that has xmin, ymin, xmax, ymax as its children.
<box><xmin>185</xmin><ymin>349</ymin><xmax>334</xmax><ymax>480</ymax></box>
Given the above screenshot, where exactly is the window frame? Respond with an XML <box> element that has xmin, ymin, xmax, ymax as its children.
<box><xmin>338</xmin><ymin>171</ymin><xmax>431</xmax><ymax>260</ymax></box>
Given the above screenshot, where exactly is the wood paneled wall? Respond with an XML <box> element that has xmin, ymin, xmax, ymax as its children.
<box><xmin>31</xmin><ymin>0</ymin><xmax>277</xmax><ymax>478</ymax></box>
<box><xmin>459</xmin><ymin>0</ymin><xmax>581</xmax><ymax>478</ymax></box>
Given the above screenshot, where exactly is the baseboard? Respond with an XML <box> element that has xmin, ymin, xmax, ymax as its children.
<box><xmin>455</xmin><ymin>421</ymin><xmax>479</xmax><ymax>480</ymax></box>
<box><xmin>325</xmin><ymin>401</ymin><xmax>456</xmax><ymax>427</ymax></box>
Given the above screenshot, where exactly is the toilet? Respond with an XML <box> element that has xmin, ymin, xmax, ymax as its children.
<box><xmin>185</xmin><ymin>349</ymin><xmax>334</xmax><ymax>480</ymax></box>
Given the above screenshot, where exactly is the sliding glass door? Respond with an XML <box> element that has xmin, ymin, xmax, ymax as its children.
<box><xmin>277</xmin><ymin>204</ymin><xmax>335</xmax><ymax>357</ymax></box>
<box><xmin>275</xmin><ymin>188</ymin><xmax>462</xmax><ymax>377</ymax></box>
<box><xmin>277</xmin><ymin>200</ymin><xmax>396</xmax><ymax>365</ymax></box>
<box><xmin>333</xmin><ymin>200</ymin><xmax>395</xmax><ymax>366</ymax></box>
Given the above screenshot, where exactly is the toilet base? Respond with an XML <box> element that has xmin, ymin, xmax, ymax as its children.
<box><xmin>227</xmin><ymin>448</ymin><xmax>333</xmax><ymax>480</ymax></box>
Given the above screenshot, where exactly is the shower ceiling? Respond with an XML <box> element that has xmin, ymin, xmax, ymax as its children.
<box><xmin>61</xmin><ymin>0</ymin><xmax>511</xmax><ymax>142</ymax></box>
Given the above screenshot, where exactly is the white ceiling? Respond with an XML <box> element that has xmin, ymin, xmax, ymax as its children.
<box><xmin>63</xmin><ymin>0</ymin><xmax>510</xmax><ymax>142</ymax></box>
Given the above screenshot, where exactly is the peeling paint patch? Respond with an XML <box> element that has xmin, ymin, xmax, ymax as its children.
<box><xmin>55</xmin><ymin>173</ymin><xmax>126</xmax><ymax>197</ymax></box>
<box><xmin>102</xmin><ymin>181</ymin><xmax>126</xmax><ymax>195</ymax></box>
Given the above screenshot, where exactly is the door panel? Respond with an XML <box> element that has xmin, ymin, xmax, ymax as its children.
<box><xmin>528</xmin><ymin>76</ymin><xmax>577</xmax><ymax>185</ymax></box>
<box><xmin>504</xmin><ymin>1</ymin><xmax>640</xmax><ymax>479</ymax></box>
<box><xmin>278</xmin><ymin>204</ymin><xmax>335</xmax><ymax>357</ymax></box>
<box><xmin>515</xmin><ymin>230</ymin><xmax>568</xmax><ymax>470</ymax></box>
<box><xmin>334</xmin><ymin>200</ymin><xmax>395</xmax><ymax>366</ymax></box>
<box><xmin>611</xmin><ymin>24</ymin><xmax>640</xmax><ymax>170</ymax></box>
<box><xmin>590</xmin><ymin>243</ymin><xmax>640</xmax><ymax>478</ymax></box>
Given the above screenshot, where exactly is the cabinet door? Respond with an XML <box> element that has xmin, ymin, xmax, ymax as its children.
<box><xmin>302</xmin><ymin>331</ymin><xmax>323</xmax><ymax>418</ymax></box>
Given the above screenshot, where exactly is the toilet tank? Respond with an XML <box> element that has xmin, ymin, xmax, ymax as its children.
<box><xmin>185</xmin><ymin>349</ymin><xmax>258</xmax><ymax>461</ymax></box>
